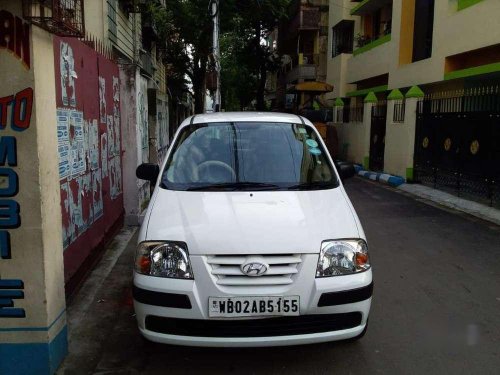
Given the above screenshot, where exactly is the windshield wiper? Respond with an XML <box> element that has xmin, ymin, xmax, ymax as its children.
<box><xmin>287</xmin><ymin>181</ymin><xmax>335</xmax><ymax>190</ymax></box>
<box><xmin>186</xmin><ymin>182</ymin><xmax>282</xmax><ymax>191</ymax></box>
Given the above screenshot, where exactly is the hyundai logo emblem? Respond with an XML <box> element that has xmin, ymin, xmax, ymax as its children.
<box><xmin>241</xmin><ymin>261</ymin><xmax>268</xmax><ymax>277</ymax></box>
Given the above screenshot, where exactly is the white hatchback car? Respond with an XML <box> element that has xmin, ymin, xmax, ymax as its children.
<box><xmin>134</xmin><ymin>112</ymin><xmax>372</xmax><ymax>347</ymax></box>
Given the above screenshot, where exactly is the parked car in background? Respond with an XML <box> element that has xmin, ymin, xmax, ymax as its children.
<box><xmin>133</xmin><ymin>112</ymin><xmax>372</xmax><ymax>347</ymax></box>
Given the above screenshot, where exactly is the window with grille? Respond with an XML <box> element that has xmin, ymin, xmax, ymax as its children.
<box><xmin>393</xmin><ymin>101</ymin><xmax>405</xmax><ymax>123</ymax></box>
<box><xmin>331</xmin><ymin>20</ymin><xmax>354</xmax><ymax>58</ymax></box>
<box><xmin>22</xmin><ymin>0</ymin><xmax>85</xmax><ymax>37</ymax></box>
<box><xmin>108</xmin><ymin>0</ymin><xmax>118</xmax><ymax>44</ymax></box>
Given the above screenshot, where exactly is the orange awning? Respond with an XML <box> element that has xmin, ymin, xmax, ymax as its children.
<box><xmin>290</xmin><ymin>81</ymin><xmax>334</xmax><ymax>93</ymax></box>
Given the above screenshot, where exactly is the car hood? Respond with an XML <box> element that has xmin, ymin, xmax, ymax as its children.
<box><xmin>145</xmin><ymin>187</ymin><xmax>360</xmax><ymax>255</ymax></box>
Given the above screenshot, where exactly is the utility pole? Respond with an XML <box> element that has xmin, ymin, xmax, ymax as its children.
<box><xmin>210</xmin><ymin>0</ymin><xmax>221</xmax><ymax>112</ymax></box>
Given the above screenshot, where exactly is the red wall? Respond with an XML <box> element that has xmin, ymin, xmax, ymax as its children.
<box><xmin>53</xmin><ymin>37</ymin><xmax>124</xmax><ymax>288</ymax></box>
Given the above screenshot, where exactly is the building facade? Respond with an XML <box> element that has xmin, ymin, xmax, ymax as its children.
<box><xmin>85</xmin><ymin>0</ymin><xmax>171</xmax><ymax>226</ymax></box>
<box><xmin>275</xmin><ymin>0</ymin><xmax>330</xmax><ymax>111</ymax></box>
<box><xmin>0</xmin><ymin>1</ymin><xmax>180</xmax><ymax>373</ymax></box>
<box><xmin>327</xmin><ymin>0</ymin><xmax>500</xmax><ymax>98</ymax></box>
<box><xmin>327</xmin><ymin>0</ymin><xmax>500</xmax><ymax>207</ymax></box>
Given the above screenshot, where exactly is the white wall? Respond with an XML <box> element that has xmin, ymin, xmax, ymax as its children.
<box><xmin>326</xmin><ymin>0</ymin><xmax>359</xmax><ymax>98</ymax></box>
<box><xmin>327</xmin><ymin>53</ymin><xmax>356</xmax><ymax>98</ymax></box>
<box><xmin>0</xmin><ymin>1</ymin><xmax>67</xmax><ymax>372</ymax></box>
<box><xmin>347</xmin><ymin>38</ymin><xmax>393</xmax><ymax>83</ymax></box>
<box><xmin>384</xmin><ymin>98</ymin><xmax>419</xmax><ymax>178</ymax></box>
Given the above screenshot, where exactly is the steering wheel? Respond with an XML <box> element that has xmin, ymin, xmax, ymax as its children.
<box><xmin>197</xmin><ymin>160</ymin><xmax>236</xmax><ymax>183</ymax></box>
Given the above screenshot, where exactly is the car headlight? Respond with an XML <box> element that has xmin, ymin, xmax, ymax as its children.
<box><xmin>135</xmin><ymin>241</ymin><xmax>194</xmax><ymax>279</ymax></box>
<box><xmin>316</xmin><ymin>239</ymin><xmax>370</xmax><ymax>277</ymax></box>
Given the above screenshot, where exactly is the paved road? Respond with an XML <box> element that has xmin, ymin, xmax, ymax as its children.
<box><xmin>59</xmin><ymin>178</ymin><xmax>500</xmax><ymax>375</ymax></box>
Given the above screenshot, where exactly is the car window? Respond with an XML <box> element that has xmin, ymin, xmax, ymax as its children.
<box><xmin>161</xmin><ymin>122</ymin><xmax>338</xmax><ymax>191</ymax></box>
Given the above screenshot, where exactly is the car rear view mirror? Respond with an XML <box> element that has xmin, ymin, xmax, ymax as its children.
<box><xmin>336</xmin><ymin>162</ymin><xmax>356</xmax><ymax>180</ymax></box>
<box><xmin>136</xmin><ymin>163</ymin><xmax>160</xmax><ymax>183</ymax></box>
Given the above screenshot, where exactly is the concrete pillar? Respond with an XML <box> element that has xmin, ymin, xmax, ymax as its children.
<box><xmin>121</xmin><ymin>68</ymin><xmax>150</xmax><ymax>226</ymax></box>
<box><xmin>362</xmin><ymin>93</ymin><xmax>377</xmax><ymax>170</ymax></box>
<box><xmin>384</xmin><ymin>88</ymin><xmax>406</xmax><ymax>177</ymax></box>
<box><xmin>384</xmin><ymin>86</ymin><xmax>423</xmax><ymax>180</ymax></box>
<box><xmin>0</xmin><ymin>2</ymin><xmax>67</xmax><ymax>373</ymax></box>
<box><xmin>403</xmin><ymin>96</ymin><xmax>421</xmax><ymax>181</ymax></box>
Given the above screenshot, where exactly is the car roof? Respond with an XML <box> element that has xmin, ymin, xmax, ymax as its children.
<box><xmin>180</xmin><ymin>112</ymin><xmax>315</xmax><ymax>128</ymax></box>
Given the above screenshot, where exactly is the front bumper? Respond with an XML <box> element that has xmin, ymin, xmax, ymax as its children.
<box><xmin>133</xmin><ymin>254</ymin><xmax>372</xmax><ymax>347</ymax></box>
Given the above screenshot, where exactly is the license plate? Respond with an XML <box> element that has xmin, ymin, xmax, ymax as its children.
<box><xmin>209</xmin><ymin>296</ymin><xmax>300</xmax><ymax>318</ymax></box>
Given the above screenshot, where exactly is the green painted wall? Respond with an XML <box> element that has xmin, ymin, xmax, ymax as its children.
<box><xmin>363</xmin><ymin>156</ymin><xmax>370</xmax><ymax>170</ymax></box>
<box><xmin>387</xmin><ymin>89</ymin><xmax>404</xmax><ymax>100</ymax></box>
<box><xmin>444</xmin><ymin>62</ymin><xmax>500</xmax><ymax>81</ymax></box>
<box><xmin>406</xmin><ymin>168</ymin><xmax>414</xmax><ymax>181</ymax></box>
<box><xmin>353</xmin><ymin>34</ymin><xmax>391</xmax><ymax>56</ymax></box>
<box><xmin>347</xmin><ymin>85</ymin><xmax>388</xmax><ymax>97</ymax></box>
<box><xmin>457</xmin><ymin>0</ymin><xmax>484</xmax><ymax>11</ymax></box>
<box><xmin>350</xmin><ymin>0</ymin><xmax>371</xmax><ymax>15</ymax></box>
<box><xmin>405</xmin><ymin>85</ymin><xmax>425</xmax><ymax>98</ymax></box>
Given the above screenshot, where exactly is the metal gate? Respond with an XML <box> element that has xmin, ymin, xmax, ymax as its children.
<box><xmin>369</xmin><ymin>102</ymin><xmax>387</xmax><ymax>171</ymax></box>
<box><xmin>414</xmin><ymin>88</ymin><xmax>500</xmax><ymax>207</ymax></box>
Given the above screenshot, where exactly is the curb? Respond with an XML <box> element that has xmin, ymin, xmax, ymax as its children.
<box><xmin>398</xmin><ymin>184</ymin><xmax>500</xmax><ymax>226</ymax></box>
<box><xmin>354</xmin><ymin>165</ymin><xmax>405</xmax><ymax>187</ymax></box>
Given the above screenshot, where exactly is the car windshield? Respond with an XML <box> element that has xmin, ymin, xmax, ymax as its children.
<box><xmin>161</xmin><ymin>122</ymin><xmax>338</xmax><ymax>191</ymax></box>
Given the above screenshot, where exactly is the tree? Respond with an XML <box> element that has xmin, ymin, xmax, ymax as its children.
<box><xmin>162</xmin><ymin>0</ymin><xmax>291</xmax><ymax>113</ymax></box>
<box><xmin>221</xmin><ymin>0</ymin><xmax>291</xmax><ymax>110</ymax></box>
<box><xmin>164</xmin><ymin>0</ymin><xmax>214</xmax><ymax>114</ymax></box>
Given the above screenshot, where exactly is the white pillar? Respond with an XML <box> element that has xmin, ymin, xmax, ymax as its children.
<box><xmin>383</xmin><ymin>86</ymin><xmax>424</xmax><ymax>180</ymax></box>
<box><xmin>404</xmin><ymin>97</ymin><xmax>420</xmax><ymax>180</ymax></box>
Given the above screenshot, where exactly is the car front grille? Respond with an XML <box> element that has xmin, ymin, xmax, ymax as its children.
<box><xmin>145</xmin><ymin>312</ymin><xmax>363</xmax><ymax>337</ymax></box>
<box><xmin>206</xmin><ymin>254</ymin><xmax>302</xmax><ymax>286</ymax></box>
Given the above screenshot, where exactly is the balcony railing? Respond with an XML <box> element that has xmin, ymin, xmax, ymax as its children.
<box><xmin>289</xmin><ymin>7</ymin><xmax>320</xmax><ymax>33</ymax></box>
<box><xmin>22</xmin><ymin>0</ymin><xmax>85</xmax><ymax>37</ymax></box>
<box><xmin>286</xmin><ymin>64</ymin><xmax>317</xmax><ymax>83</ymax></box>
<box><xmin>351</xmin><ymin>0</ymin><xmax>393</xmax><ymax>16</ymax></box>
<box><xmin>353</xmin><ymin>33</ymin><xmax>391</xmax><ymax>56</ymax></box>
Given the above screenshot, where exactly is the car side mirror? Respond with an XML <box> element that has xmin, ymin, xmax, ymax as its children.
<box><xmin>335</xmin><ymin>161</ymin><xmax>356</xmax><ymax>180</ymax></box>
<box><xmin>136</xmin><ymin>163</ymin><xmax>160</xmax><ymax>183</ymax></box>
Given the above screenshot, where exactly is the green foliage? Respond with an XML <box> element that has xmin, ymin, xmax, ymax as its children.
<box><xmin>220</xmin><ymin>31</ymin><xmax>258</xmax><ymax>110</ymax></box>
<box><xmin>163</xmin><ymin>0</ymin><xmax>292</xmax><ymax>112</ymax></box>
<box><xmin>220</xmin><ymin>0</ymin><xmax>292</xmax><ymax>110</ymax></box>
<box><xmin>143</xmin><ymin>1</ymin><xmax>174</xmax><ymax>42</ymax></box>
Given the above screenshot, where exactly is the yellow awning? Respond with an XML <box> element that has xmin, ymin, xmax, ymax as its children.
<box><xmin>290</xmin><ymin>81</ymin><xmax>334</xmax><ymax>93</ymax></box>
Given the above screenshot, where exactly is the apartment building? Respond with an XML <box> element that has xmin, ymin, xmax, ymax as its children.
<box><xmin>274</xmin><ymin>0</ymin><xmax>330</xmax><ymax>111</ymax></box>
<box><xmin>327</xmin><ymin>0</ymin><xmax>500</xmax><ymax>208</ymax></box>
<box><xmin>328</xmin><ymin>0</ymin><xmax>500</xmax><ymax>99</ymax></box>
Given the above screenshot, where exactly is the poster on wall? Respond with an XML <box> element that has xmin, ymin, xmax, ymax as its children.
<box><xmin>57</xmin><ymin>109</ymin><xmax>70</xmax><ymax>179</ymax></box>
<box><xmin>113</xmin><ymin>106</ymin><xmax>121</xmax><ymax>156</ymax></box>
<box><xmin>109</xmin><ymin>156</ymin><xmax>122</xmax><ymax>200</ymax></box>
<box><xmin>60</xmin><ymin>41</ymin><xmax>76</xmax><ymax>107</ymax></box>
<box><xmin>113</xmin><ymin>76</ymin><xmax>119</xmax><ymax>103</ymax></box>
<box><xmin>55</xmin><ymin>36</ymin><xmax>124</xmax><ymax>263</ymax></box>
<box><xmin>101</xmin><ymin>133</ymin><xmax>108</xmax><ymax>178</ymax></box>
<box><xmin>99</xmin><ymin>76</ymin><xmax>107</xmax><ymax>123</ymax></box>
<box><xmin>89</xmin><ymin>119</ymin><xmax>99</xmax><ymax>170</ymax></box>
<box><xmin>137</xmin><ymin>79</ymin><xmax>149</xmax><ymax>164</ymax></box>
<box><xmin>92</xmin><ymin>170</ymin><xmax>103</xmax><ymax>219</ymax></box>
<box><xmin>80</xmin><ymin>173</ymin><xmax>94</xmax><ymax>229</ymax></box>
<box><xmin>70</xmin><ymin>110</ymin><xmax>86</xmax><ymax>178</ymax></box>
<box><xmin>69</xmin><ymin>178</ymin><xmax>85</xmax><ymax>237</ymax></box>
<box><xmin>61</xmin><ymin>182</ymin><xmax>73</xmax><ymax>248</ymax></box>
<box><xmin>107</xmin><ymin>115</ymin><xmax>115</xmax><ymax>157</ymax></box>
